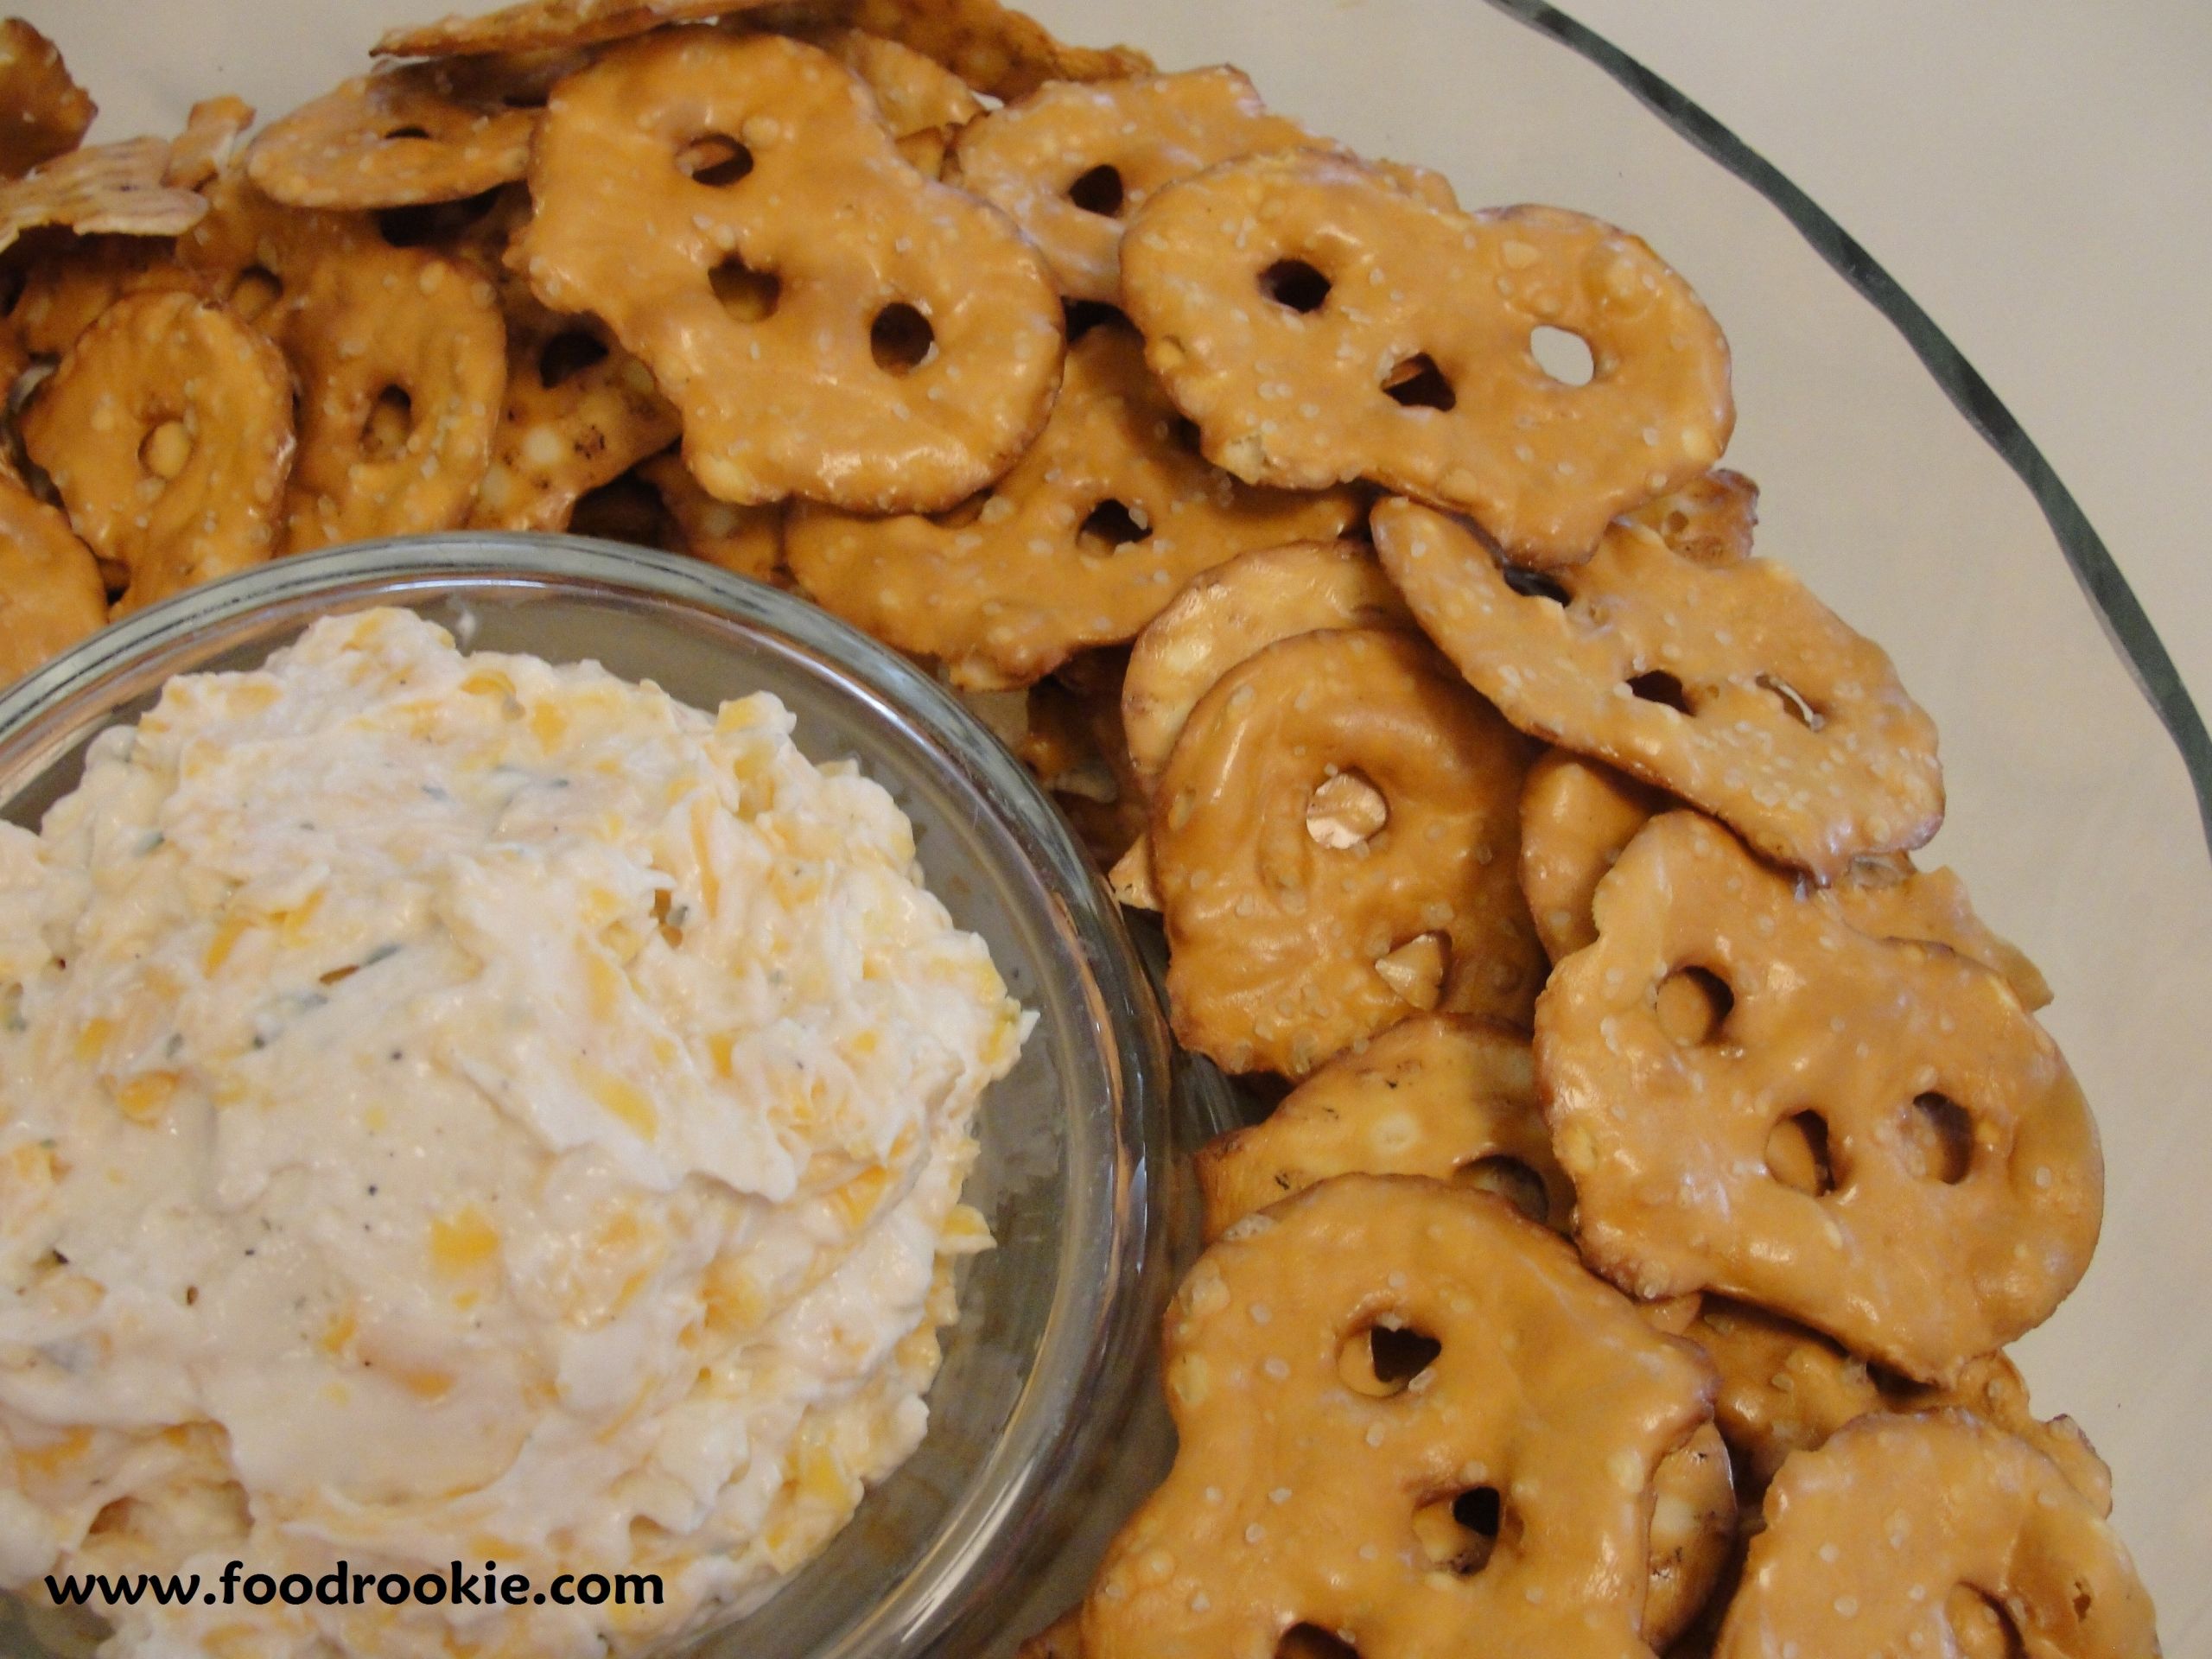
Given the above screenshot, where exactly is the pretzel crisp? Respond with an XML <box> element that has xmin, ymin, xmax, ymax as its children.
<box><xmin>375</xmin><ymin>0</ymin><xmax>786</xmax><ymax>59</ymax></box>
<box><xmin>1539</xmin><ymin>811</ymin><xmax>2101</xmax><ymax>1382</ymax></box>
<box><xmin>1084</xmin><ymin>1174</ymin><xmax>1716</xmax><ymax>1659</ymax></box>
<box><xmin>637</xmin><ymin>452</ymin><xmax>784</xmax><ymax>581</ymax></box>
<box><xmin>1374</xmin><ymin>497</ymin><xmax>1944</xmax><ymax>878</ymax></box>
<box><xmin>814</xmin><ymin>28</ymin><xmax>982</xmax><ymax>178</ymax></box>
<box><xmin>1687</xmin><ymin>1298</ymin><xmax>2111</xmax><ymax>1511</ymax></box>
<box><xmin>1520</xmin><ymin>751</ymin><xmax>2050</xmax><ymax>1007</ymax></box>
<box><xmin>1123</xmin><ymin>538</ymin><xmax>1413</xmax><ymax>796</ymax></box>
<box><xmin>0</xmin><ymin>20</ymin><xmax>94</xmax><ymax>181</ymax></box>
<box><xmin>1715</xmin><ymin>1412</ymin><xmax>2158</xmax><ymax>1659</ymax></box>
<box><xmin>847</xmin><ymin>0</ymin><xmax>1153</xmax><ymax>101</ymax></box>
<box><xmin>22</xmin><ymin>290</ymin><xmax>293</xmax><ymax>613</ymax></box>
<box><xmin>1121</xmin><ymin>152</ymin><xmax>1733</xmax><ymax>566</ymax></box>
<box><xmin>1154</xmin><ymin>628</ymin><xmax>1542</xmax><ymax>1077</ymax></box>
<box><xmin>469</xmin><ymin>302</ymin><xmax>680</xmax><ymax>530</ymax></box>
<box><xmin>163</xmin><ymin>96</ymin><xmax>257</xmax><ymax>191</ymax></box>
<box><xmin>953</xmin><ymin>68</ymin><xmax>1439</xmax><ymax>303</ymax></box>
<box><xmin>514</xmin><ymin>29</ymin><xmax>1064</xmax><ymax>513</ymax></box>
<box><xmin>0</xmin><ymin>137</ymin><xmax>209</xmax><ymax>258</ymax></box>
<box><xmin>1197</xmin><ymin>1014</ymin><xmax>1571</xmax><ymax>1241</ymax></box>
<box><xmin>786</xmin><ymin>323</ymin><xmax>1357</xmax><ymax>688</ymax></box>
<box><xmin>246</xmin><ymin>57</ymin><xmax>564</xmax><ymax>210</ymax></box>
<box><xmin>1621</xmin><ymin>465</ymin><xmax>1758</xmax><ymax>567</ymax></box>
<box><xmin>270</xmin><ymin>240</ymin><xmax>505</xmax><ymax>551</ymax></box>
<box><xmin>0</xmin><ymin>461</ymin><xmax>107</xmax><ymax>683</ymax></box>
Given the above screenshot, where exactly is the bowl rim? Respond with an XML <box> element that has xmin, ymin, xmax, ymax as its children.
<box><xmin>0</xmin><ymin>533</ymin><xmax>1179</xmax><ymax>1659</ymax></box>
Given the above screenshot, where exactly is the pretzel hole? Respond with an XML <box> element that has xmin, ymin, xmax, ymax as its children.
<box><xmin>1276</xmin><ymin>1627</ymin><xmax>1358</xmax><ymax>1659</ymax></box>
<box><xmin>1765</xmin><ymin>1110</ymin><xmax>1836</xmax><ymax>1198</ymax></box>
<box><xmin>361</xmin><ymin>386</ymin><xmax>414</xmax><ymax>463</ymax></box>
<box><xmin>1529</xmin><ymin>325</ymin><xmax>1595</xmax><ymax>386</ymax></box>
<box><xmin>1905</xmin><ymin>1091</ymin><xmax>1974</xmax><ymax>1185</ymax></box>
<box><xmin>537</xmin><ymin>329</ymin><xmax>607</xmax><ymax>390</ymax></box>
<box><xmin>1077</xmin><ymin>498</ymin><xmax>1151</xmax><ymax>552</ymax></box>
<box><xmin>1066</xmin><ymin>163</ymin><xmax>1125</xmax><ymax>217</ymax></box>
<box><xmin>383</xmin><ymin>125</ymin><xmax>434</xmax><ymax>143</ymax></box>
<box><xmin>1454</xmin><ymin>1154</ymin><xmax>1550</xmax><ymax>1225</ymax></box>
<box><xmin>1338</xmin><ymin>1321</ymin><xmax>1440</xmax><ymax>1398</ymax></box>
<box><xmin>709</xmin><ymin>258</ymin><xmax>780</xmax><ymax>322</ymax></box>
<box><xmin>1375</xmin><ymin>932</ymin><xmax>1448</xmax><ymax>1011</ymax></box>
<box><xmin>1064</xmin><ymin>298</ymin><xmax>1127</xmax><ymax>341</ymax></box>
<box><xmin>870</xmin><ymin>302</ymin><xmax>935</xmax><ymax>374</ymax></box>
<box><xmin>1944</xmin><ymin>1586</ymin><xmax>2026</xmax><ymax>1659</ymax></box>
<box><xmin>1306</xmin><ymin>768</ymin><xmax>1389</xmax><ymax>849</ymax></box>
<box><xmin>1382</xmin><ymin>353</ymin><xmax>1454</xmax><ymax>410</ymax></box>
<box><xmin>1758</xmin><ymin>674</ymin><xmax>1826</xmax><ymax>730</ymax></box>
<box><xmin>1654</xmin><ymin>966</ymin><xmax>1732</xmax><ymax>1046</ymax></box>
<box><xmin>377</xmin><ymin>188</ymin><xmax>502</xmax><ymax>249</ymax></box>
<box><xmin>1503</xmin><ymin>564</ymin><xmax>1571</xmax><ymax>606</ymax></box>
<box><xmin>138</xmin><ymin>420</ymin><xmax>193</xmax><ymax>483</ymax></box>
<box><xmin>677</xmin><ymin>134</ymin><xmax>754</xmax><ymax>188</ymax></box>
<box><xmin>1258</xmin><ymin>257</ymin><xmax>1331</xmax><ymax>314</ymax></box>
<box><xmin>1628</xmin><ymin>670</ymin><xmax>1694</xmax><ymax>714</ymax></box>
<box><xmin>1411</xmin><ymin>1485</ymin><xmax>1503</xmax><ymax>1575</ymax></box>
<box><xmin>227</xmin><ymin>265</ymin><xmax>282</xmax><ymax>322</ymax></box>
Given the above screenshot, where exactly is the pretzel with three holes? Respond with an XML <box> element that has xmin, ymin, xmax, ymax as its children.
<box><xmin>1537</xmin><ymin>810</ymin><xmax>2101</xmax><ymax>1382</ymax></box>
<box><xmin>1121</xmin><ymin>151</ymin><xmax>1733</xmax><ymax>567</ymax></box>
<box><xmin>1714</xmin><ymin>1412</ymin><xmax>2158</xmax><ymax>1659</ymax></box>
<box><xmin>1374</xmin><ymin>496</ymin><xmax>1944</xmax><ymax>879</ymax></box>
<box><xmin>1083</xmin><ymin>1173</ymin><xmax>1717</xmax><ymax>1659</ymax></box>
<box><xmin>514</xmin><ymin>28</ymin><xmax>1065</xmax><ymax>513</ymax></box>
<box><xmin>786</xmin><ymin>321</ymin><xmax>1357</xmax><ymax>688</ymax></box>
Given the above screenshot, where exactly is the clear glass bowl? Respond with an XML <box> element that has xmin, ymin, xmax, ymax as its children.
<box><xmin>0</xmin><ymin>538</ymin><xmax>1240</xmax><ymax>1659</ymax></box>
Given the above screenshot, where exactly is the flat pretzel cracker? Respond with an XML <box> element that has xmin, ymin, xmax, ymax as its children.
<box><xmin>1537</xmin><ymin>811</ymin><xmax>2101</xmax><ymax>1383</ymax></box>
<box><xmin>810</xmin><ymin>26</ymin><xmax>981</xmax><ymax>178</ymax></box>
<box><xmin>0</xmin><ymin>461</ymin><xmax>106</xmax><ymax>683</ymax></box>
<box><xmin>163</xmin><ymin>97</ymin><xmax>257</xmax><ymax>191</ymax></box>
<box><xmin>0</xmin><ymin>20</ymin><xmax>94</xmax><ymax>181</ymax></box>
<box><xmin>1196</xmin><ymin>1014</ymin><xmax>1572</xmax><ymax>1241</ymax></box>
<box><xmin>514</xmin><ymin>29</ymin><xmax>1064</xmax><ymax>513</ymax></box>
<box><xmin>1121</xmin><ymin>152</ymin><xmax>1734</xmax><ymax>567</ymax></box>
<box><xmin>786</xmin><ymin>324</ymin><xmax>1357</xmax><ymax>689</ymax></box>
<box><xmin>1619</xmin><ymin>465</ymin><xmax>1758</xmax><ymax>567</ymax></box>
<box><xmin>1713</xmin><ymin>1413</ymin><xmax>2158</xmax><ymax>1659</ymax></box>
<box><xmin>638</xmin><ymin>452</ymin><xmax>785</xmax><ymax>582</ymax></box>
<box><xmin>1374</xmin><ymin>497</ymin><xmax>1944</xmax><ymax>879</ymax></box>
<box><xmin>1083</xmin><ymin>1174</ymin><xmax>1716</xmax><ymax>1659</ymax></box>
<box><xmin>1154</xmin><ymin>628</ymin><xmax>1542</xmax><ymax>1077</ymax></box>
<box><xmin>1122</xmin><ymin>538</ymin><xmax>1414</xmax><ymax>797</ymax></box>
<box><xmin>375</xmin><ymin>0</ymin><xmax>794</xmax><ymax>59</ymax></box>
<box><xmin>1518</xmin><ymin>750</ymin><xmax>2049</xmax><ymax>1006</ymax></box>
<box><xmin>848</xmin><ymin>0</ymin><xmax>1153</xmax><ymax>101</ymax></box>
<box><xmin>0</xmin><ymin>137</ymin><xmax>209</xmax><ymax>259</ymax></box>
<box><xmin>22</xmin><ymin>290</ymin><xmax>293</xmax><ymax>614</ymax></box>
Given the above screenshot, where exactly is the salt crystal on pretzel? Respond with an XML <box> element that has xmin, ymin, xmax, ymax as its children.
<box><xmin>269</xmin><ymin>240</ymin><xmax>505</xmax><ymax>551</ymax></box>
<box><xmin>1123</xmin><ymin>538</ymin><xmax>1413</xmax><ymax>797</ymax></box>
<box><xmin>787</xmin><ymin>323</ymin><xmax>1357</xmax><ymax>689</ymax></box>
<box><xmin>163</xmin><ymin>97</ymin><xmax>257</xmax><ymax>191</ymax></box>
<box><xmin>1538</xmin><ymin>810</ymin><xmax>2100</xmax><ymax>1383</ymax></box>
<box><xmin>638</xmin><ymin>452</ymin><xmax>785</xmax><ymax>582</ymax></box>
<box><xmin>1714</xmin><ymin>1412</ymin><xmax>2158</xmax><ymax>1659</ymax></box>
<box><xmin>0</xmin><ymin>20</ymin><xmax>94</xmax><ymax>181</ymax></box>
<box><xmin>1084</xmin><ymin>1173</ymin><xmax>1717</xmax><ymax>1659</ymax></box>
<box><xmin>1688</xmin><ymin>1297</ymin><xmax>2111</xmax><ymax>1511</ymax></box>
<box><xmin>469</xmin><ymin>302</ymin><xmax>680</xmax><ymax>531</ymax></box>
<box><xmin>375</xmin><ymin>0</ymin><xmax>792</xmax><ymax>60</ymax></box>
<box><xmin>848</xmin><ymin>0</ymin><xmax>1152</xmax><ymax>101</ymax></box>
<box><xmin>952</xmin><ymin>68</ymin><xmax>1453</xmax><ymax>304</ymax></box>
<box><xmin>0</xmin><ymin>461</ymin><xmax>107</xmax><ymax>683</ymax></box>
<box><xmin>1375</xmin><ymin>496</ymin><xmax>1944</xmax><ymax>878</ymax></box>
<box><xmin>515</xmin><ymin>29</ymin><xmax>1064</xmax><ymax>514</ymax></box>
<box><xmin>1121</xmin><ymin>152</ymin><xmax>1734</xmax><ymax>567</ymax></box>
<box><xmin>22</xmin><ymin>290</ymin><xmax>293</xmax><ymax>614</ymax></box>
<box><xmin>1153</xmin><ymin>628</ymin><xmax>1541</xmax><ymax>1077</ymax></box>
<box><xmin>246</xmin><ymin>57</ymin><xmax>570</xmax><ymax>211</ymax></box>
<box><xmin>0</xmin><ymin>137</ymin><xmax>208</xmax><ymax>258</ymax></box>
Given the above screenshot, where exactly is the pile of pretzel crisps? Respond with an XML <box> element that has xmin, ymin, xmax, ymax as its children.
<box><xmin>0</xmin><ymin>0</ymin><xmax>2163</xmax><ymax>1654</ymax></box>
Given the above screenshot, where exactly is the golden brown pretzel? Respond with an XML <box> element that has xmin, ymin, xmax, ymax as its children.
<box><xmin>1153</xmin><ymin>628</ymin><xmax>1542</xmax><ymax>1077</ymax></box>
<box><xmin>1539</xmin><ymin>811</ymin><xmax>2101</xmax><ymax>1383</ymax></box>
<box><xmin>1083</xmin><ymin>1174</ymin><xmax>1717</xmax><ymax>1659</ymax></box>
<box><xmin>0</xmin><ymin>19</ymin><xmax>94</xmax><ymax>181</ymax></box>
<box><xmin>1714</xmin><ymin>1412</ymin><xmax>2158</xmax><ymax>1658</ymax></box>
<box><xmin>0</xmin><ymin>461</ymin><xmax>107</xmax><ymax>683</ymax></box>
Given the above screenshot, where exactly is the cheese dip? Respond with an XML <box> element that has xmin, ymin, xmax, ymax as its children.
<box><xmin>0</xmin><ymin>608</ymin><xmax>1030</xmax><ymax>1656</ymax></box>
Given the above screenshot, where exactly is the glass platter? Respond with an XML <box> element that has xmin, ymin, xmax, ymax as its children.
<box><xmin>14</xmin><ymin>0</ymin><xmax>2212</xmax><ymax>1650</ymax></box>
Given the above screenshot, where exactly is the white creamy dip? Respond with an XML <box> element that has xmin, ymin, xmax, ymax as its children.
<box><xmin>0</xmin><ymin>609</ymin><xmax>1029</xmax><ymax>1656</ymax></box>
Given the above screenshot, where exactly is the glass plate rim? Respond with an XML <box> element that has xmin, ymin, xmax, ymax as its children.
<box><xmin>1487</xmin><ymin>0</ymin><xmax>2212</xmax><ymax>861</ymax></box>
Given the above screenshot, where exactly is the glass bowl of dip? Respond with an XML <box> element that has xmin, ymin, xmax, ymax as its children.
<box><xmin>0</xmin><ymin>535</ymin><xmax>1238</xmax><ymax>1659</ymax></box>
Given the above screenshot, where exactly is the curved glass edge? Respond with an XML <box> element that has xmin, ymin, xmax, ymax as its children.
<box><xmin>0</xmin><ymin>537</ymin><xmax>1179</xmax><ymax>1659</ymax></box>
<box><xmin>1484</xmin><ymin>0</ymin><xmax>2212</xmax><ymax>862</ymax></box>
